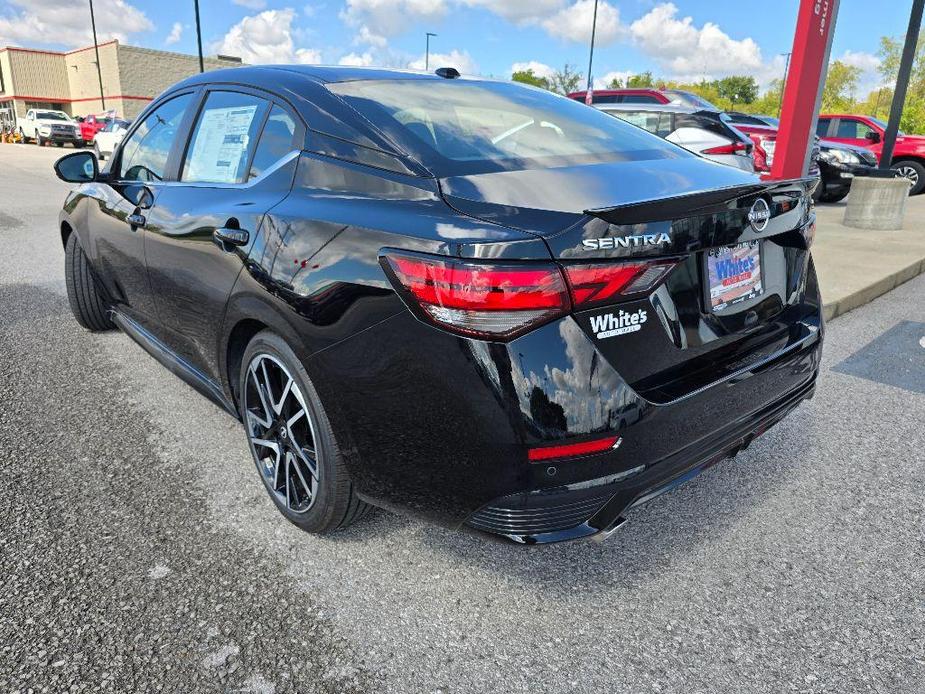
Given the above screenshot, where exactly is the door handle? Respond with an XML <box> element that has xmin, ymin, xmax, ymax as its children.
<box><xmin>127</xmin><ymin>213</ymin><xmax>146</xmax><ymax>228</ymax></box>
<box><xmin>213</xmin><ymin>227</ymin><xmax>249</xmax><ymax>248</ymax></box>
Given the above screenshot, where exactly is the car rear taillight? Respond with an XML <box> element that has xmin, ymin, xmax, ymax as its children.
<box><xmin>702</xmin><ymin>141</ymin><xmax>750</xmax><ymax>156</ymax></box>
<box><xmin>748</xmin><ymin>134</ymin><xmax>775</xmax><ymax>172</ymax></box>
<box><xmin>563</xmin><ymin>261</ymin><xmax>677</xmax><ymax>310</ymax></box>
<box><xmin>382</xmin><ymin>252</ymin><xmax>676</xmax><ymax>340</ymax></box>
<box><xmin>381</xmin><ymin>252</ymin><xmax>570</xmax><ymax>340</ymax></box>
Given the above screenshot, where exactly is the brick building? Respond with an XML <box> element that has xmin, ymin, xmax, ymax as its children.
<box><xmin>0</xmin><ymin>40</ymin><xmax>242</xmax><ymax>127</ymax></box>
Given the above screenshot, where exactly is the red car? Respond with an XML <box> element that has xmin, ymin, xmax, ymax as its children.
<box><xmin>568</xmin><ymin>88</ymin><xmax>719</xmax><ymax>110</ymax></box>
<box><xmin>730</xmin><ymin>124</ymin><xmax>778</xmax><ymax>174</ymax></box>
<box><xmin>817</xmin><ymin>113</ymin><xmax>925</xmax><ymax>194</ymax></box>
<box><xmin>77</xmin><ymin>114</ymin><xmax>112</xmax><ymax>146</ymax></box>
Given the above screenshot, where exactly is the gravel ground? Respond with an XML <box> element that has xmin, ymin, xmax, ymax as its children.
<box><xmin>1</xmin><ymin>144</ymin><xmax>923</xmax><ymax>693</ymax></box>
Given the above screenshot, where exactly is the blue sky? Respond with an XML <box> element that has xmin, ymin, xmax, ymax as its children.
<box><xmin>0</xmin><ymin>0</ymin><xmax>917</xmax><ymax>96</ymax></box>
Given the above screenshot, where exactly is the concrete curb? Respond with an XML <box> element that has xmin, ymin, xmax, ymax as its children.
<box><xmin>823</xmin><ymin>257</ymin><xmax>925</xmax><ymax>321</ymax></box>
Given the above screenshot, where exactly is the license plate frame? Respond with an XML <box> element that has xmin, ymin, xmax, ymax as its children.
<box><xmin>706</xmin><ymin>241</ymin><xmax>764</xmax><ymax>312</ymax></box>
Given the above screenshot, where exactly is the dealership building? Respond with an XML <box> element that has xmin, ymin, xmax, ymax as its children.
<box><xmin>0</xmin><ymin>40</ymin><xmax>241</xmax><ymax>127</ymax></box>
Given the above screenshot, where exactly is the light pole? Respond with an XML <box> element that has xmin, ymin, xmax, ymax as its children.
<box><xmin>194</xmin><ymin>0</ymin><xmax>204</xmax><ymax>73</ymax></box>
<box><xmin>585</xmin><ymin>0</ymin><xmax>599</xmax><ymax>99</ymax></box>
<box><xmin>777</xmin><ymin>52</ymin><xmax>792</xmax><ymax>117</ymax></box>
<box><xmin>88</xmin><ymin>0</ymin><xmax>106</xmax><ymax>111</ymax></box>
<box><xmin>425</xmin><ymin>32</ymin><xmax>437</xmax><ymax>71</ymax></box>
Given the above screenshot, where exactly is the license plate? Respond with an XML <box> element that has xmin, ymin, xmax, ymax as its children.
<box><xmin>707</xmin><ymin>241</ymin><xmax>763</xmax><ymax>311</ymax></box>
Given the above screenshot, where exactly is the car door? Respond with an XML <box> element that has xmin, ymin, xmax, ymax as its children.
<box><xmin>828</xmin><ymin>117</ymin><xmax>878</xmax><ymax>149</ymax></box>
<box><xmin>85</xmin><ymin>91</ymin><xmax>196</xmax><ymax>324</ymax></box>
<box><xmin>142</xmin><ymin>88</ymin><xmax>302</xmax><ymax>382</ymax></box>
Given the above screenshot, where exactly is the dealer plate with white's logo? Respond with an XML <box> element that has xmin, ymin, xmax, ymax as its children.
<box><xmin>707</xmin><ymin>241</ymin><xmax>763</xmax><ymax>311</ymax></box>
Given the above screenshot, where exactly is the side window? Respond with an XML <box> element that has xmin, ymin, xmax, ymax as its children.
<box><xmin>120</xmin><ymin>93</ymin><xmax>193</xmax><ymax>182</ymax></box>
<box><xmin>622</xmin><ymin>94</ymin><xmax>660</xmax><ymax>104</ymax></box>
<box><xmin>249</xmin><ymin>106</ymin><xmax>297</xmax><ymax>180</ymax></box>
<box><xmin>815</xmin><ymin>118</ymin><xmax>831</xmax><ymax>137</ymax></box>
<box><xmin>592</xmin><ymin>94</ymin><xmax>620</xmax><ymax>104</ymax></box>
<box><xmin>182</xmin><ymin>91</ymin><xmax>269</xmax><ymax>184</ymax></box>
<box><xmin>836</xmin><ymin>118</ymin><xmax>872</xmax><ymax>139</ymax></box>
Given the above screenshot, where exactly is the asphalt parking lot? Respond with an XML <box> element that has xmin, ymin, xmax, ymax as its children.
<box><xmin>1</xmin><ymin>144</ymin><xmax>924</xmax><ymax>694</ymax></box>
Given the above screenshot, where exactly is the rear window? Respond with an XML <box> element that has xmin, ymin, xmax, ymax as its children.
<box><xmin>328</xmin><ymin>79</ymin><xmax>689</xmax><ymax>176</ymax></box>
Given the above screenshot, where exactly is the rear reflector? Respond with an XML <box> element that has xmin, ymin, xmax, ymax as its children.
<box><xmin>528</xmin><ymin>435</ymin><xmax>622</xmax><ymax>462</ymax></box>
<box><xmin>702</xmin><ymin>141</ymin><xmax>750</xmax><ymax>156</ymax></box>
<box><xmin>564</xmin><ymin>261</ymin><xmax>676</xmax><ymax>309</ymax></box>
<box><xmin>382</xmin><ymin>252</ymin><xmax>570</xmax><ymax>340</ymax></box>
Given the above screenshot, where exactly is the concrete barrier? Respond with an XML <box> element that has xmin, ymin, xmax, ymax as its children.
<box><xmin>843</xmin><ymin>176</ymin><xmax>914</xmax><ymax>230</ymax></box>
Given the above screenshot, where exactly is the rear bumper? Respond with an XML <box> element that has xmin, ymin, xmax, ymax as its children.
<box><xmin>467</xmin><ymin>358</ymin><xmax>818</xmax><ymax>544</ymax></box>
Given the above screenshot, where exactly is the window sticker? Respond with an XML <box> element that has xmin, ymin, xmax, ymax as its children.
<box><xmin>187</xmin><ymin>105</ymin><xmax>258</xmax><ymax>183</ymax></box>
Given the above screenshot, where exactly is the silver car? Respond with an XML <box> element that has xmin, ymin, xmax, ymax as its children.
<box><xmin>596</xmin><ymin>103</ymin><xmax>756</xmax><ymax>173</ymax></box>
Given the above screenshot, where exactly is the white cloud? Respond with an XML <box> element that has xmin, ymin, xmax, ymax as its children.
<box><xmin>0</xmin><ymin>0</ymin><xmax>152</xmax><ymax>48</ymax></box>
<box><xmin>165</xmin><ymin>22</ymin><xmax>183</xmax><ymax>46</ymax></box>
<box><xmin>355</xmin><ymin>24</ymin><xmax>388</xmax><ymax>48</ymax></box>
<box><xmin>339</xmin><ymin>51</ymin><xmax>375</xmax><ymax>66</ymax></box>
<box><xmin>408</xmin><ymin>49</ymin><xmax>478</xmax><ymax>75</ymax></box>
<box><xmin>460</xmin><ymin>0</ymin><xmax>565</xmax><ymax>24</ymax></box>
<box><xmin>542</xmin><ymin>0</ymin><xmax>622</xmax><ymax>45</ymax></box>
<box><xmin>233</xmin><ymin>0</ymin><xmax>267</xmax><ymax>8</ymax></box>
<box><xmin>340</xmin><ymin>0</ymin><xmax>447</xmax><ymax>37</ymax></box>
<box><xmin>510</xmin><ymin>61</ymin><xmax>555</xmax><ymax>81</ymax></box>
<box><xmin>838</xmin><ymin>50</ymin><xmax>886</xmax><ymax>97</ymax></box>
<box><xmin>594</xmin><ymin>70</ymin><xmax>634</xmax><ymax>89</ymax></box>
<box><xmin>629</xmin><ymin>3</ymin><xmax>762</xmax><ymax>79</ymax></box>
<box><xmin>214</xmin><ymin>9</ymin><xmax>320</xmax><ymax>64</ymax></box>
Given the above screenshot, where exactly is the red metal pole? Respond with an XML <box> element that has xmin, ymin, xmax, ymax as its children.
<box><xmin>770</xmin><ymin>0</ymin><xmax>841</xmax><ymax>180</ymax></box>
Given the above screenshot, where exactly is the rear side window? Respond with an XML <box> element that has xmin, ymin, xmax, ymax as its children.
<box><xmin>182</xmin><ymin>91</ymin><xmax>269</xmax><ymax>184</ymax></box>
<box><xmin>591</xmin><ymin>94</ymin><xmax>621</xmax><ymax>104</ymax></box>
<box><xmin>120</xmin><ymin>94</ymin><xmax>193</xmax><ymax>182</ymax></box>
<box><xmin>249</xmin><ymin>106</ymin><xmax>296</xmax><ymax>180</ymax></box>
<box><xmin>621</xmin><ymin>94</ymin><xmax>661</xmax><ymax>104</ymax></box>
<box><xmin>815</xmin><ymin>118</ymin><xmax>831</xmax><ymax>137</ymax></box>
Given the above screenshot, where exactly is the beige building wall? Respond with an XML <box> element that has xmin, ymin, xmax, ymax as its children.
<box><xmin>0</xmin><ymin>40</ymin><xmax>244</xmax><ymax>123</ymax></box>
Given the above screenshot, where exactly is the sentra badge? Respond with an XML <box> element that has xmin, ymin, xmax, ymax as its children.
<box><xmin>590</xmin><ymin>309</ymin><xmax>648</xmax><ymax>339</ymax></box>
<box><xmin>582</xmin><ymin>232</ymin><xmax>671</xmax><ymax>251</ymax></box>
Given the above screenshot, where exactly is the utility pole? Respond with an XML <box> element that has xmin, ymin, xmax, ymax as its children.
<box><xmin>88</xmin><ymin>0</ymin><xmax>106</xmax><ymax>111</ymax></box>
<box><xmin>777</xmin><ymin>52</ymin><xmax>792</xmax><ymax>117</ymax></box>
<box><xmin>585</xmin><ymin>0</ymin><xmax>599</xmax><ymax>101</ymax></box>
<box><xmin>880</xmin><ymin>0</ymin><xmax>924</xmax><ymax>171</ymax></box>
<box><xmin>425</xmin><ymin>32</ymin><xmax>437</xmax><ymax>71</ymax></box>
<box><xmin>194</xmin><ymin>0</ymin><xmax>204</xmax><ymax>73</ymax></box>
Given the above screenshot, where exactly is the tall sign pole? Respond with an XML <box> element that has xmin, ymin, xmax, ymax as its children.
<box><xmin>880</xmin><ymin>0</ymin><xmax>925</xmax><ymax>171</ymax></box>
<box><xmin>88</xmin><ymin>0</ymin><xmax>106</xmax><ymax>110</ymax></box>
<box><xmin>584</xmin><ymin>0</ymin><xmax>599</xmax><ymax>105</ymax></box>
<box><xmin>194</xmin><ymin>0</ymin><xmax>204</xmax><ymax>73</ymax></box>
<box><xmin>770</xmin><ymin>0</ymin><xmax>841</xmax><ymax>179</ymax></box>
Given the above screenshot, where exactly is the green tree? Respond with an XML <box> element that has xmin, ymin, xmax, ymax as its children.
<box><xmin>715</xmin><ymin>76</ymin><xmax>759</xmax><ymax>105</ymax></box>
<box><xmin>512</xmin><ymin>69</ymin><xmax>551</xmax><ymax>91</ymax></box>
<box><xmin>626</xmin><ymin>71</ymin><xmax>654</xmax><ymax>88</ymax></box>
<box><xmin>878</xmin><ymin>34</ymin><xmax>925</xmax><ymax>133</ymax></box>
<box><xmin>550</xmin><ymin>64</ymin><xmax>583</xmax><ymax>96</ymax></box>
<box><xmin>607</xmin><ymin>75</ymin><xmax>624</xmax><ymax>89</ymax></box>
<box><xmin>821</xmin><ymin>60</ymin><xmax>861</xmax><ymax>111</ymax></box>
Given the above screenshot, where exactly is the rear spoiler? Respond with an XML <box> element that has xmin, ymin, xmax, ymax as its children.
<box><xmin>584</xmin><ymin>177</ymin><xmax>817</xmax><ymax>226</ymax></box>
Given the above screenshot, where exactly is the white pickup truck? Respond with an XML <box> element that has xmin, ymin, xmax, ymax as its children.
<box><xmin>18</xmin><ymin>109</ymin><xmax>83</xmax><ymax>147</ymax></box>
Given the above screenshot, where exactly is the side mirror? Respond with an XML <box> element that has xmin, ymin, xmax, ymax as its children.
<box><xmin>123</xmin><ymin>184</ymin><xmax>154</xmax><ymax>210</ymax></box>
<box><xmin>866</xmin><ymin>130</ymin><xmax>881</xmax><ymax>144</ymax></box>
<box><xmin>54</xmin><ymin>151</ymin><xmax>98</xmax><ymax>183</ymax></box>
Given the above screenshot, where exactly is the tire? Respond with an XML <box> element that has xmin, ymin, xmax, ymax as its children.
<box><xmin>820</xmin><ymin>189</ymin><xmax>849</xmax><ymax>203</ymax></box>
<box><xmin>64</xmin><ymin>233</ymin><xmax>114</xmax><ymax>332</ymax></box>
<box><xmin>36</xmin><ymin>134</ymin><xmax>44</xmax><ymax>147</ymax></box>
<box><xmin>239</xmin><ymin>331</ymin><xmax>370</xmax><ymax>534</ymax></box>
<box><xmin>892</xmin><ymin>159</ymin><xmax>925</xmax><ymax>195</ymax></box>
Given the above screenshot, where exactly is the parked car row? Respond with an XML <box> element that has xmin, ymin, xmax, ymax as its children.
<box><xmin>16</xmin><ymin>109</ymin><xmax>131</xmax><ymax>159</ymax></box>
<box><xmin>571</xmin><ymin>87</ymin><xmax>914</xmax><ymax>201</ymax></box>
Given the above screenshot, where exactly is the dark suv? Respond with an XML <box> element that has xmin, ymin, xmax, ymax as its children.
<box><xmin>54</xmin><ymin>67</ymin><xmax>822</xmax><ymax>544</ymax></box>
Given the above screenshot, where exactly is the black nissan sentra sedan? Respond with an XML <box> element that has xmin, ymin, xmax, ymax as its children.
<box><xmin>54</xmin><ymin>66</ymin><xmax>822</xmax><ymax>544</ymax></box>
